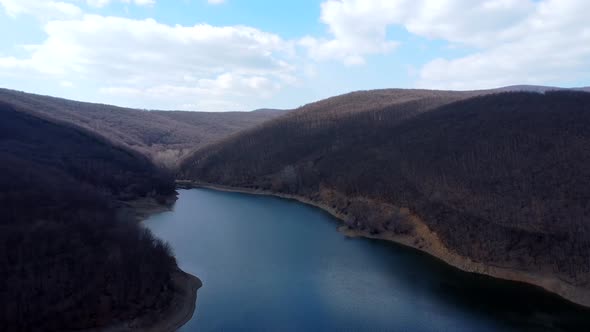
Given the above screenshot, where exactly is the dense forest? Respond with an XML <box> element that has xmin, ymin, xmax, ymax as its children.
<box><xmin>181</xmin><ymin>91</ymin><xmax>590</xmax><ymax>290</ymax></box>
<box><xmin>0</xmin><ymin>88</ymin><xmax>284</xmax><ymax>167</ymax></box>
<box><xmin>3</xmin><ymin>85</ymin><xmax>590</xmax><ymax>329</ymax></box>
<box><xmin>0</xmin><ymin>102</ymin><xmax>179</xmax><ymax>331</ymax></box>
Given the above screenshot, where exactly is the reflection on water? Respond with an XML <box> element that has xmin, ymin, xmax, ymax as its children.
<box><xmin>144</xmin><ymin>189</ymin><xmax>590</xmax><ymax>332</ymax></box>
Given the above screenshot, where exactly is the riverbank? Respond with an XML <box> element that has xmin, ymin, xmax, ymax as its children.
<box><xmin>130</xmin><ymin>194</ymin><xmax>202</xmax><ymax>332</ymax></box>
<box><xmin>88</xmin><ymin>194</ymin><xmax>201</xmax><ymax>332</ymax></box>
<box><xmin>137</xmin><ymin>269</ymin><xmax>202</xmax><ymax>332</ymax></box>
<box><xmin>178</xmin><ymin>180</ymin><xmax>590</xmax><ymax>309</ymax></box>
<box><xmin>87</xmin><ymin>269</ymin><xmax>201</xmax><ymax>332</ymax></box>
<box><xmin>119</xmin><ymin>192</ymin><xmax>179</xmax><ymax>222</ymax></box>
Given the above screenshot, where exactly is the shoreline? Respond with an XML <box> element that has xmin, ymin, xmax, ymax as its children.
<box><xmin>89</xmin><ymin>194</ymin><xmax>202</xmax><ymax>332</ymax></box>
<box><xmin>89</xmin><ymin>269</ymin><xmax>202</xmax><ymax>332</ymax></box>
<box><xmin>139</xmin><ymin>269</ymin><xmax>202</xmax><ymax>332</ymax></box>
<box><xmin>132</xmin><ymin>194</ymin><xmax>202</xmax><ymax>332</ymax></box>
<box><xmin>119</xmin><ymin>193</ymin><xmax>179</xmax><ymax>222</ymax></box>
<box><xmin>178</xmin><ymin>180</ymin><xmax>590</xmax><ymax>310</ymax></box>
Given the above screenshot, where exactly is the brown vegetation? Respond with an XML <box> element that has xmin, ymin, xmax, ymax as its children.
<box><xmin>181</xmin><ymin>90</ymin><xmax>590</xmax><ymax>297</ymax></box>
<box><xmin>0</xmin><ymin>102</ymin><xmax>179</xmax><ymax>331</ymax></box>
<box><xmin>0</xmin><ymin>88</ymin><xmax>285</xmax><ymax>167</ymax></box>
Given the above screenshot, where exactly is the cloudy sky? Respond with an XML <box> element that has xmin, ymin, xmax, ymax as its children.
<box><xmin>1</xmin><ymin>0</ymin><xmax>589</xmax><ymax>111</ymax></box>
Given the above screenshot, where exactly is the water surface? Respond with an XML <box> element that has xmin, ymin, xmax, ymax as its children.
<box><xmin>144</xmin><ymin>189</ymin><xmax>590</xmax><ymax>331</ymax></box>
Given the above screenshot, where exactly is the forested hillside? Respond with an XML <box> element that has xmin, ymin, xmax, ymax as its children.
<box><xmin>181</xmin><ymin>91</ymin><xmax>590</xmax><ymax>303</ymax></box>
<box><xmin>0</xmin><ymin>88</ymin><xmax>284</xmax><ymax>167</ymax></box>
<box><xmin>0</xmin><ymin>102</ymin><xmax>179</xmax><ymax>331</ymax></box>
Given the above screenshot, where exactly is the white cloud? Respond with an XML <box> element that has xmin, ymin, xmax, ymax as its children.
<box><xmin>0</xmin><ymin>0</ymin><xmax>155</xmax><ymax>19</ymax></box>
<box><xmin>86</xmin><ymin>0</ymin><xmax>155</xmax><ymax>8</ymax></box>
<box><xmin>100</xmin><ymin>73</ymin><xmax>280</xmax><ymax>99</ymax></box>
<box><xmin>2</xmin><ymin>0</ymin><xmax>588</xmax><ymax>111</ymax></box>
<box><xmin>302</xmin><ymin>0</ymin><xmax>537</xmax><ymax>65</ymax></box>
<box><xmin>306</xmin><ymin>0</ymin><xmax>590</xmax><ymax>87</ymax></box>
<box><xmin>85</xmin><ymin>0</ymin><xmax>110</xmax><ymax>7</ymax></box>
<box><xmin>99</xmin><ymin>72</ymin><xmax>281</xmax><ymax>110</ymax></box>
<box><xmin>417</xmin><ymin>0</ymin><xmax>590</xmax><ymax>89</ymax></box>
<box><xmin>207</xmin><ymin>0</ymin><xmax>225</xmax><ymax>4</ymax></box>
<box><xmin>300</xmin><ymin>0</ymin><xmax>401</xmax><ymax>65</ymax></box>
<box><xmin>131</xmin><ymin>0</ymin><xmax>155</xmax><ymax>5</ymax></box>
<box><xmin>0</xmin><ymin>0</ymin><xmax>82</xmax><ymax>19</ymax></box>
<box><xmin>0</xmin><ymin>14</ymin><xmax>296</xmax><ymax>110</ymax></box>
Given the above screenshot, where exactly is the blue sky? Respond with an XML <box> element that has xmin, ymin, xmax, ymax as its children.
<box><xmin>0</xmin><ymin>0</ymin><xmax>589</xmax><ymax>111</ymax></box>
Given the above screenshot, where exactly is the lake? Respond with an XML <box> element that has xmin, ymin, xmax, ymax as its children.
<box><xmin>144</xmin><ymin>189</ymin><xmax>590</xmax><ymax>331</ymax></box>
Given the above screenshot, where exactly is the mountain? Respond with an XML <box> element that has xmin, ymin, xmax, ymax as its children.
<box><xmin>246</xmin><ymin>108</ymin><xmax>286</xmax><ymax>114</ymax></box>
<box><xmin>0</xmin><ymin>101</ymin><xmax>186</xmax><ymax>331</ymax></box>
<box><xmin>180</xmin><ymin>89</ymin><xmax>590</xmax><ymax>307</ymax></box>
<box><xmin>494</xmin><ymin>84</ymin><xmax>590</xmax><ymax>93</ymax></box>
<box><xmin>0</xmin><ymin>88</ymin><xmax>285</xmax><ymax>167</ymax></box>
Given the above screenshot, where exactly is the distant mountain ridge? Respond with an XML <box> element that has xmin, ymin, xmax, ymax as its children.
<box><xmin>493</xmin><ymin>84</ymin><xmax>590</xmax><ymax>93</ymax></box>
<box><xmin>180</xmin><ymin>88</ymin><xmax>590</xmax><ymax>307</ymax></box>
<box><xmin>1</xmin><ymin>85</ymin><xmax>585</xmax><ymax>168</ymax></box>
<box><xmin>0</xmin><ymin>88</ymin><xmax>285</xmax><ymax>167</ymax></box>
<box><xmin>2</xmin><ymin>84</ymin><xmax>590</xmax><ymax>328</ymax></box>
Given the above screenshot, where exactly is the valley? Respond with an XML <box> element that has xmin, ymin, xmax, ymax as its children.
<box><xmin>2</xmin><ymin>86</ymin><xmax>590</xmax><ymax>330</ymax></box>
<box><xmin>180</xmin><ymin>89</ymin><xmax>590</xmax><ymax>308</ymax></box>
<box><xmin>3</xmin><ymin>1</ymin><xmax>590</xmax><ymax>330</ymax></box>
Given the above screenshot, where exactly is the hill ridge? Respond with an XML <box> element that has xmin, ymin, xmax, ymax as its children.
<box><xmin>180</xmin><ymin>90</ymin><xmax>590</xmax><ymax>307</ymax></box>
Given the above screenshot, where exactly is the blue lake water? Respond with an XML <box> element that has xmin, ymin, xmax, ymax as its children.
<box><xmin>144</xmin><ymin>189</ymin><xmax>590</xmax><ymax>331</ymax></box>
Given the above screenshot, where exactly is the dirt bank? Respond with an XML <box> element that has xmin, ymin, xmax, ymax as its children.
<box><xmin>179</xmin><ymin>180</ymin><xmax>590</xmax><ymax>309</ymax></box>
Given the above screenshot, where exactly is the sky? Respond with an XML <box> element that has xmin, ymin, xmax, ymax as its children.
<box><xmin>0</xmin><ymin>0</ymin><xmax>589</xmax><ymax>111</ymax></box>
